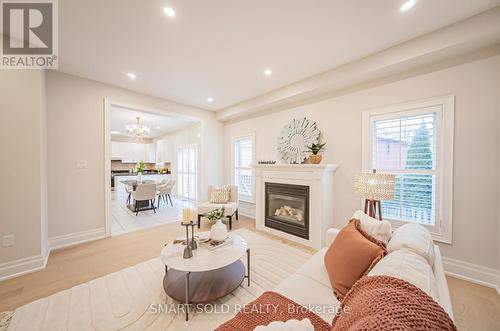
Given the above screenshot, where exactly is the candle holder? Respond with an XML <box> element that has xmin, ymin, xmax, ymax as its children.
<box><xmin>182</xmin><ymin>222</ymin><xmax>192</xmax><ymax>259</ymax></box>
<box><xmin>190</xmin><ymin>223</ymin><xmax>197</xmax><ymax>250</ymax></box>
<box><xmin>181</xmin><ymin>220</ymin><xmax>199</xmax><ymax>258</ymax></box>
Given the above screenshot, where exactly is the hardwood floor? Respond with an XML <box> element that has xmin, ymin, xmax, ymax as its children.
<box><xmin>1</xmin><ymin>215</ymin><xmax>499</xmax><ymax>330</ymax></box>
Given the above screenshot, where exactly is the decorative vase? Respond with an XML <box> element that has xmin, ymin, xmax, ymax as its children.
<box><xmin>137</xmin><ymin>172</ymin><xmax>142</xmax><ymax>183</ymax></box>
<box><xmin>309</xmin><ymin>154</ymin><xmax>322</xmax><ymax>164</ymax></box>
<box><xmin>210</xmin><ymin>219</ymin><xmax>228</xmax><ymax>241</ymax></box>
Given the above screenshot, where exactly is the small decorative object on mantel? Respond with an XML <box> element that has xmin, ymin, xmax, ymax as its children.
<box><xmin>257</xmin><ymin>160</ymin><xmax>277</xmax><ymax>164</ymax></box>
<box><xmin>354</xmin><ymin>169</ymin><xmax>396</xmax><ymax>220</ymax></box>
<box><xmin>135</xmin><ymin>161</ymin><xmax>145</xmax><ymax>182</ymax></box>
<box><xmin>306</xmin><ymin>142</ymin><xmax>327</xmax><ymax>164</ymax></box>
<box><xmin>205</xmin><ymin>207</ymin><xmax>228</xmax><ymax>241</ymax></box>
<box><xmin>277</xmin><ymin>117</ymin><xmax>320</xmax><ymax>164</ymax></box>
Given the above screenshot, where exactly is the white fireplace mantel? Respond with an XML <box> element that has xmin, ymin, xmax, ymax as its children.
<box><xmin>252</xmin><ymin>163</ymin><xmax>339</xmax><ymax>249</ymax></box>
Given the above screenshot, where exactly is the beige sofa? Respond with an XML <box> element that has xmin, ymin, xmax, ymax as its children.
<box><xmin>273</xmin><ymin>227</ymin><xmax>454</xmax><ymax>324</ymax></box>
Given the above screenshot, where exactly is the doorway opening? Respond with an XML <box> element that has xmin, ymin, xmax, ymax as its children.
<box><xmin>104</xmin><ymin>101</ymin><xmax>201</xmax><ymax>236</ymax></box>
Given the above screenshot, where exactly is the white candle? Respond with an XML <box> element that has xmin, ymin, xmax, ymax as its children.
<box><xmin>182</xmin><ymin>208</ymin><xmax>190</xmax><ymax>224</ymax></box>
<box><xmin>190</xmin><ymin>208</ymin><xmax>198</xmax><ymax>223</ymax></box>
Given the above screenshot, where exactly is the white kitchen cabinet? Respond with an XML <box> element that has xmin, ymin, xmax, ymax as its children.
<box><xmin>111</xmin><ymin>142</ymin><xmax>154</xmax><ymax>163</ymax></box>
<box><xmin>146</xmin><ymin>143</ymin><xmax>157</xmax><ymax>163</ymax></box>
<box><xmin>156</xmin><ymin>139</ymin><xmax>173</xmax><ymax>163</ymax></box>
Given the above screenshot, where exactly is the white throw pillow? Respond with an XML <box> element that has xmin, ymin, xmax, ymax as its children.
<box><xmin>368</xmin><ymin>249</ymin><xmax>439</xmax><ymax>302</ymax></box>
<box><xmin>210</xmin><ymin>185</ymin><xmax>230</xmax><ymax>203</ymax></box>
<box><xmin>254</xmin><ymin>319</ymin><xmax>314</xmax><ymax>331</ymax></box>
<box><xmin>352</xmin><ymin>210</ymin><xmax>392</xmax><ymax>245</ymax></box>
<box><xmin>388</xmin><ymin>223</ymin><xmax>435</xmax><ymax>266</ymax></box>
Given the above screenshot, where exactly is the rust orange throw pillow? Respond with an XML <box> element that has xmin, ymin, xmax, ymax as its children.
<box><xmin>324</xmin><ymin>219</ymin><xmax>387</xmax><ymax>300</ymax></box>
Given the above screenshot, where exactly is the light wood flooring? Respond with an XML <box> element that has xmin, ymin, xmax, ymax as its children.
<box><xmin>0</xmin><ymin>216</ymin><xmax>499</xmax><ymax>330</ymax></box>
<box><xmin>111</xmin><ymin>191</ymin><xmax>195</xmax><ymax>235</ymax></box>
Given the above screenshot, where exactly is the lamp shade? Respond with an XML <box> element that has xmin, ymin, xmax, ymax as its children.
<box><xmin>354</xmin><ymin>171</ymin><xmax>395</xmax><ymax>200</ymax></box>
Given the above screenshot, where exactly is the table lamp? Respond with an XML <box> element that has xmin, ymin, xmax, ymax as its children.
<box><xmin>354</xmin><ymin>170</ymin><xmax>395</xmax><ymax>220</ymax></box>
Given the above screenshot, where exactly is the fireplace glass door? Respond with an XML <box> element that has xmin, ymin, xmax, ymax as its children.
<box><xmin>265</xmin><ymin>182</ymin><xmax>309</xmax><ymax>239</ymax></box>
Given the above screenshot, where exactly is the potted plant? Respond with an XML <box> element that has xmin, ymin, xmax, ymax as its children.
<box><xmin>205</xmin><ymin>207</ymin><xmax>227</xmax><ymax>241</ymax></box>
<box><xmin>306</xmin><ymin>142</ymin><xmax>326</xmax><ymax>164</ymax></box>
<box><xmin>135</xmin><ymin>161</ymin><xmax>145</xmax><ymax>182</ymax></box>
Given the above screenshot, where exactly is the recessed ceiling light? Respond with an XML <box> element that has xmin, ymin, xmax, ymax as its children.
<box><xmin>126</xmin><ymin>72</ymin><xmax>136</xmax><ymax>80</ymax></box>
<box><xmin>207</xmin><ymin>97</ymin><xmax>213</xmax><ymax>103</ymax></box>
<box><xmin>111</xmin><ymin>130</ymin><xmax>121</xmax><ymax>135</ymax></box>
<box><xmin>164</xmin><ymin>7</ymin><xmax>175</xmax><ymax>17</ymax></box>
<box><xmin>400</xmin><ymin>0</ymin><xmax>416</xmax><ymax>12</ymax></box>
<box><xmin>156</xmin><ymin>126</ymin><xmax>161</xmax><ymax>130</ymax></box>
<box><xmin>264</xmin><ymin>68</ymin><xmax>272</xmax><ymax>76</ymax></box>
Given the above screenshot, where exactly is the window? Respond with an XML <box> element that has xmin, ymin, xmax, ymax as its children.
<box><xmin>177</xmin><ymin>144</ymin><xmax>198</xmax><ymax>200</ymax></box>
<box><xmin>232</xmin><ymin>134</ymin><xmax>255</xmax><ymax>202</ymax></box>
<box><xmin>362</xmin><ymin>96</ymin><xmax>454</xmax><ymax>243</ymax></box>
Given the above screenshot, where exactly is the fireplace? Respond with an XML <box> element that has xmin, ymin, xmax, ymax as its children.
<box><xmin>265</xmin><ymin>182</ymin><xmax>309</xmax><ymax>239</ymax></box>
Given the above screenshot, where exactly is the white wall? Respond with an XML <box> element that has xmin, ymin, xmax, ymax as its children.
<box><xmin>47</xmin><ymin>72</ymin><xmax>223</xmax><ymax>240</ymax></box>
<box><xmin>0</xmin><ymin>70</ymin><xmax>48</xmax><ymax>279</ymax></box>
<box><xmin>224</xmin><ymin>54</ymin><xmax>500</xmax><ymax>270</ymax></box>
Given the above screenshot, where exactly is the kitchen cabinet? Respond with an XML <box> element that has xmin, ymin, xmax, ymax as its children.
<box><xmin>155</xmin><ymin>139</ymin><xmax>173</xmax><ymax>163</ymax></box>
<box><xmin>111</xmin><ymin>142</ymin><xmax>156</xmax><ymax>163</ymax></box>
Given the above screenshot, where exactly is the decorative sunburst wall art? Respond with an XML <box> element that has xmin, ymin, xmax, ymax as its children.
<box><xmin>277</xmin><ymin>117</ymin><xmax>320</xmax><ymax>164</ymax></box>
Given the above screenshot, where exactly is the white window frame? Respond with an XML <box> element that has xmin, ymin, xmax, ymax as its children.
<box><xmin>231</xmin><ymin>133</ymin><xmax>255</xmax><ymax>203</ymax></box>
<box><xmin>177</xmin><ymin>144</ymin><xmax>198</xmax><ymax>201</ymax></box>
<box><xmin>361</xmin><ymin>95</ymin><xmax>454</xmax><ymax>244</ymax></box>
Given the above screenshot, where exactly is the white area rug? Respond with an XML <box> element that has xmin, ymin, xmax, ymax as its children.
<box><xmin>6</xmin><ymin>229</ymin><xmax>312</xmax><ymax>331</ymax></box>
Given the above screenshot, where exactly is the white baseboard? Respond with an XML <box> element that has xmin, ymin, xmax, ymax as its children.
<box><xmin>49</xmin><ymin>227</ymin><xmax>107</xmax><ymax>250</ymax></box>
<box><xmin>0</xmin><ymin>228</ymin><xmax>106</xmax><ymax>281</ymax></box>
<box><xmin>0</xmin><ymin>254</ymin><xmax>47</xmax><ymax>282</ymax></box>
<box><xmin>443</xmin><ymin>256</ymin><xmax>500</xmax><ymax>295</ymax></box>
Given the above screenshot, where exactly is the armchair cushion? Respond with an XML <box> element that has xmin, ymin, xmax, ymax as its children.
<box><xmin>198</xmin><ymin>202</ymin><xmax>238</xmax><ymax>216</ymax></box>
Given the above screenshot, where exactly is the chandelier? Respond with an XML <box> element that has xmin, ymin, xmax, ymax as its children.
<box><xmin>126</xmin><ymin>117</ymin><xmax>150</xmax><ymax>139</ymax></box>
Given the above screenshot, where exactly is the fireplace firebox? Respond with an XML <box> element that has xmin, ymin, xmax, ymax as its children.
<box><xmin>265</xmin><ymin>182</ymin><xmax>309</xmax><ymax>239</ymax></box>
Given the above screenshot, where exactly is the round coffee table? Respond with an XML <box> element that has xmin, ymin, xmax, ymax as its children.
<box><xmin>160</xmin><ymin>232</ymin><xmax>250</xmax><ymax>321</ymax></box>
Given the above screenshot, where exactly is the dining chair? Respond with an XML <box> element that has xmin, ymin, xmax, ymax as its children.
<box><xmin>124</xmin><ymin>185</ymin><xmax>133</xmax><ymax>205</ymax></box>
<box><xmin>157</xmin><ymin>179</ymin><xmax>176</xmax><ymax>208</ymax></box>
<box><xmin>131</xmin><ymin>183</ymin><xmax>157</xmax><ymax>216</ymax></box>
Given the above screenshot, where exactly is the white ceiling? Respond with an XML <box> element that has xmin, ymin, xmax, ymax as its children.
<box><xmin>59</xmin><ymin>0</ymin><xmax>500</xmax><ymax>111</ymax></box>
<box><xmin>110</xmin><ymin>106</ymin><xmax>198</xmax><ymax>138</ymax></box>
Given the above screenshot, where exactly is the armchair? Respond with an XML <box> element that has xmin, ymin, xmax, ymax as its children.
<box><xmin>197</xmin><ymin>185</ymin><xmax>239</xmax><ymax>230</ymax></box>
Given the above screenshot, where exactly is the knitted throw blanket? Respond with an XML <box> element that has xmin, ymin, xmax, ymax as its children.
<box><xmin>332</xmin><ymin>275</ymin><xmax>457</xmax><ymax>331</ymax></box>
<box><xmin>216</xmin><ymin>291</ymin><xmax>331</xmax><ymax>331</ymax></box>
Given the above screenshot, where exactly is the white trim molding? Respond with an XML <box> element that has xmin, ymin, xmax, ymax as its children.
<box><xmin>443</xmin><ymin>257</ymin><xmax>500</xmax><ymax>296</ymax></box>
<box><xmin>361</xmin><ymin>95</ymin><xmax>455</xmax><ymax>244</ymax></box>
<box><xmin>49</xmin><ymin>227</ymin><xmax>107</xmax><ymax>250</ymax></box>
<box><xmin>231</xmin><ymin>132</ymin><xmax>256</xmax><ymax>203</ymax></box>
<box><xmin>0</xmin><ymin>254</ymin><xmax>48</xmax><ymax>282</ymax></box>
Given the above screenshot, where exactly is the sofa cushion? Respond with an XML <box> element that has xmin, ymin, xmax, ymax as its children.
<box><xmin>295</xmin><ymin>248</ymin><xmax>331</xmax><ymax>288</ymax></box>
<box><xmin>388</xmin><ymin>223</ymin><xmax>435</xmax><ymax>266</ymax></box>
<box><xmin>323</xmin><ymin>219</ymin><xmax>387</xmax><ymax>300</ymax></box>
<box><xmin>368</xmin><ymin>249</ymin><xmax>439</xmax><ymax>301</ymax></box>
<box><xmin>274</xmin><ymin>274</ymin><xmax>340</xmax><ymax>323</ymax></box>
<box><xmin>352</xmin><ymin>210</ymin><xmax>392</xmax><ymax>244</ymax></box>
